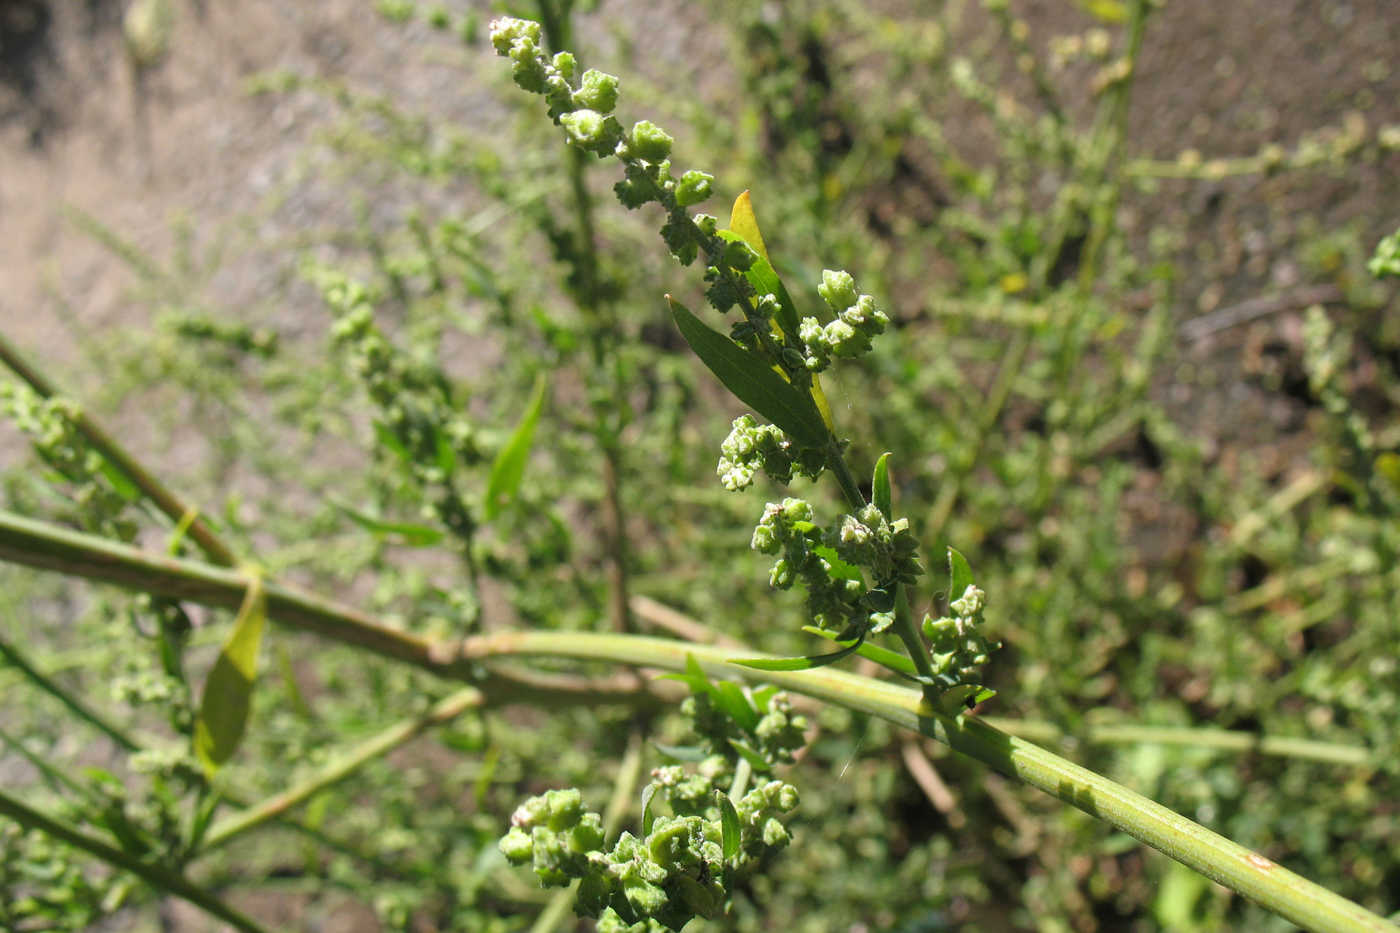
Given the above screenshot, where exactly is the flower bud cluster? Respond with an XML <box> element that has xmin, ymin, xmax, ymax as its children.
<box><xmin>491</xmin><ymin>16</ymin><xmax>771</xmax><ymax>328</ymax></box>
<box><xmin>797</xmin><ymin>270</ymin><xmax>891</xmax><ymax>372</ymax></box>
<box><xmin>716</xmin><ymin>415</ymin><xmax>824</xmax><ymax>491</ymax></box>
<box><xmin>922</xmin><ymin>585</ymin><xmax>1000</xmax><ymax>687</ymax></box>
<box><xmin>1369</xmin><ymin>227</ymin><xmax>1400</xmax><ymax>279</ymax></box>
<box><xmin>750</xmin><ymin>497</ymin><xmax>916</xmax><ymax>634</ymax></box>
<box><xmin>498</xmin><ymin>771</ymin><xmax>798</xmax><ymax>931</ymax></box>
<box><xmin>308</xmin><ymin>265</ymin><xmax>483</xmax><ymax>553</ymax></box>
<box><xmin>0</xmin><ymin>382</ymin><xmax>137</xmax><ymax>541</ymax></box>
<box><xmin>830</xmin><ymin>503</ymin><xmax>921</xmax><ymax>586</ymax></box>
<box><xmin>682</xmin><ymin>687</ymin><xmax>808</xmax><ymax>770</ymax></box>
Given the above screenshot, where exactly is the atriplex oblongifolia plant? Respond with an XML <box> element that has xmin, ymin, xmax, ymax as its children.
<box><xmin>488</xmin><ymin>14</ymin><xmax>1002</xmax><ymax>927</ymax></box>
<box><xmin>484</xmin><ymin>16</ymin><xmax>1400</xmax><ymax>933</ymax></box>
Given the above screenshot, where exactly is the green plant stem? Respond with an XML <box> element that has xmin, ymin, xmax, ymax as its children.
<box><xmin>446</xmin><ymin>631</ymin><xmax>1395</xmax><ymax>933</ymax></box>
<box><xmin>0</xmin><ymin>634</ymin><xmax>139</xmax><ymax>751</ymax></box>
<box><xmin>982</xmin><ymin>719</ymin><xmax>1378</xmax><ymax>768</ymax></box>
<box><xmin>0</xmin><ymin>330</ymin><xmax>237</xmax><ymax>567</ymax></box>
<box><xmin>0</xmin><ymin>509</ymin><xmax>663</xmax><ymax>709</ymax></box>
<box><xmin>2</xmin><ymin>514</ymin><xmax>1392</xmax><ymax>928</ymax></box>
<box><xmin>201</xmin><ymin>685</ymin><xmax>486</xmax><ymax>851</ymax></box>
<box><xmin>0</xmin><ymin>787</ymin><xmax>273</xmax><ymax>933</ymax></box>
<box><xmin>728</xmin><ymin>756</ymin><xmax>753</xmax><ymax>802</ymax></box>
<box><xmin>530</xmin><ymin>727</ymin><xmax>645</xmax><ymax>933</ymax></box>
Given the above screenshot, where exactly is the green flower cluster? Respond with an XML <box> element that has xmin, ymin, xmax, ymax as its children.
<box><xmin>797</xmin><ymin>270</ymin><xmax>891</xmax><ymax>372</ymax></box>
<box><xmin>750</xmin><ymin>497</ymin><xmax>918</xmax><ymax>635</ymax></box>
<box><xmin>922</xmin><ymin>584</ymin><xmax>1000</xmax><ymax>691</ymax></box>
<box><xmin>307</xmin><ymin>264</ymin><xmax>483</xmax><ymax>549</ymax></box>
<box><xmin>489</xmin><ymin>17</ymin><xmax>717</xmax><ymax>260</ymax></box>
<box><xmin>498</xmin><ymin>774</ymin><xmax>798</xmax><ymax>932</ymax></box>
<box><xmin>716</xmin><ymin>415</ymin><xmax>824</xmax><ymax>491</ymax></box>
<box><xmin>1368</xmin><ymin>226</ymin><xmax>1400</xmax><ymax>279</ymax></box>
<box><xmin>0</xmin><ymin>382</ymin><xmax>136</xmax><ymax>540</ymax></box>
<box><xmin>682</xmin><ymin>686</ymin><xmax>809</xmax><ymax>770</ymax></box>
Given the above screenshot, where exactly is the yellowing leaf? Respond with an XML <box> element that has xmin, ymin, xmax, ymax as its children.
<box><xmin>728</xmin><ymin>190</ymin><xmax>770</xmax><ymax>262</ymax></box>
<box><xmin>723</xmin><ymin>192</ymin><xmax>836</xmax><ymax>433</ymax></box>
<box><xmin>194</xmin><ymin>573</ymin><xmax>267</xmax><ymax>773</ymax></box>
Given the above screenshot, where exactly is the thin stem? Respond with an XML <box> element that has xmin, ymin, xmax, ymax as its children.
<box><xmin>727</xmin><ymin>756</ymin><xmax>753</xmax><ymax>802</ymax></box>
<box><xmin>0</xmin><ymin>635</ymin><xmax>139</xmax><ymax>751</ymax></box>
<box><xmin>0</xmin><ymin>787</ymin><xmax>274</xmax><ymax>933</ymax></box>
<box><xmin>0</xmin><ymin>330</ymin><xmax>237</xmax><ymax>567</ymax></box>
<box><xmin>201</xmin><ymin>686</ymin><xmax>485</xmax><ymax>851</ymax></box>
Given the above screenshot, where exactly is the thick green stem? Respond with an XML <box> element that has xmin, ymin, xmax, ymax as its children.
<box><xmin>450</xmin><ymin>631</ymin><xmax>1395</xmax><ymax>933</ymax></box>
<box><xmin>1</xmin><ymin>511</ymin><xmax>1392</xmax><ymax>930</ymax></box>
<box><xmin>0</xmin><ymin>787</ymin><xmax>273</xmax><ymax>933</ymax></box>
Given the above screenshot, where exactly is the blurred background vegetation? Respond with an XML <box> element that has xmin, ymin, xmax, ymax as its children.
<box><xmin>0</xmin><ymin>0</ymin><xmax>1397</xmax><ymax>929</ymax></box>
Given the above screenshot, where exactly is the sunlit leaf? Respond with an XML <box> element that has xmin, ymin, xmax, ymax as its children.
<box><xmin>802</xmin><ymin>625</ymin><xmax>917</xmax><ymax>675</ymax></box>
<box><xmin>667</xmin><ymin>296</ymin><xmax>828</xmax><ymax>447</ymax></box>
<box><xmin>872</xmin><ymin>452</ymin><xmax>892</xmax><ymax>517</ymax></box>
<box><xmin>948</xmin><ymin>547</ymin><xmax>974</xmax><ymax>604</ymax></box>
<box><xmin>332</xmin><ymin>498</ymin><xmax>445</xmax><ymax>547</ymax></box>
<box><xmin>194</xmin><ymin>573</ymin><xmax>268</xmax><ymax>772</ymax></box>
<box><xmin>730</xmin><ymin>630</ymin><xmax>866</xmax><ymax>671</ymax></box>
<box><xmin>723</xmin><ymin>191</ymin><xmax>836</xmax><ymax>432</ymax></box>
<box><xmin>717</xmin><ymin>791</ymin><xmax>742</xmax><ymax>862</ymax></box>
<box><xmin>484</xmin><ymin>373</ymin><xmax>547</xmax><ymax>520</ymax></box>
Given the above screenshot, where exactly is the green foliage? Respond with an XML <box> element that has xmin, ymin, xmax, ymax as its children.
<box><xmin>1</xmin><ymin>0</ymin><xmax>1398</xmax><ymax>930</ymax></box>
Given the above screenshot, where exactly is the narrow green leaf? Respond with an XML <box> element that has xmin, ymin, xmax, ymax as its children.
<box><xmin>194</xmin><ymin>574</ymin><xmax>268</xmax><ymax>773</ymax></box>
<box><xmin>332</xmin><ymin>498</ymin><xmax>445</xmax><ymax>547</ymax></box>
<box><xmin>716</xmin><ymin>231</ymin><xmax>802</xmax><ymax>340</ymax></box>
<box><xmin>802</xmin><ymin>625</ymin><xmax>917</xmax><ymax>675</ymax></box>
<box><xmin>727</xmin><ymin>738</ymin><xmax>772</xmax><ymax>774</ymax></box>
<box><xmin>483</xmin><ymin>373</ymin><xmax>547</xmax><ymax>521</ymax></box>
<box><xmin>641</xmin><ymin>783</ymin><xmax>659</xmax><ymax>836</ymax></box>
<box><xmin>811</xmin><ymin>544</ymin><xmax>864</xmax><ymax>582</ymax></box>
<box><xmin>717</xmin><ymin>791</ymin><xmax>742</xmax><ymax>862</ymax></box>
<box><xmin>750</xmin><ymin>685</ymin><xmax>781</xmax><ymax>712</ymax></box>
<box><xmin>713</xmin><ymin>680</ymin><xmax>760</xmax><ymax>732</ymax></box>
<box><xmin>948</xmin><ymin>547</ymin><xmax>974</xmax><ymax>604</ymax></box>
<box><xmin>667</xmin><ymin>296</ymin><xmax>828</xmax><ymax>447</ymax></box>
<box><xmin>872</xmin><ymin>452</ymin><xmax>892</xmax><ymax>517</ymax></box>
<box><xmin>651</xmin><ymin>742</ymin><xmax>708</xmax><ymax>762</ymax></box>
<box><xmin>730</xmin><ymin>631</ymin><xmax>866</xmax><ymax>672</ymax></box>
<box><xmin>372</xmin><ymin>420</ymin><xmax>412</xmax><ymax>464</ymax></box>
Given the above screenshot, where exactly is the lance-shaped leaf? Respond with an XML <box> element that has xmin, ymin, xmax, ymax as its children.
<box><xmin>332</xmin><ymin>498</ymin><xmax>445</xmax><ymax>547</ymax></box>
<box><xmin>730</xmin><ymin>627</ymin><xmax>867</xmax><ymax>672</ymax></box>
<box><xmin>668</xmin><ymin>296</ymin><xmax>828</xmax><ymax>447</ymax></box>
<box><xmin>948</xmin><ymin>547</ymin><xmax>974</xmax><ymax>603</ymax></box>
<box><xmin>484</xmin><ymin>373</ymin><xmax>547</xmax><ymax>520</ymax></box>
<box><xmin>802</xmin><ymin>625</ymin><xmax>917</xmax><ymax>675</ymax></box>
<box><xmin>725</xmin><ymin>192</ymin><xmax>836</xmax><ymax>431</ymax></box>
<box><xmin>872</xmin><ymin>452</ymin><xmax>892</xmax><ymax>517</ymax></box>
<box><xmin>194</xmin><ymin>573</ymin><xmax>267</xmax><ymax>773</ymax></box>
<box><xmin>717</xmin><ymin>790</ymin><xmax>742</xmax><ymax>862</ymax></box>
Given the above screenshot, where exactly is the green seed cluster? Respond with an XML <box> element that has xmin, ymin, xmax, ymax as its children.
<box><xmin>683</xmin><ymin>688</ymin><xmax>809</xmax><ymax>770</ymax></box>
<box><xmin>716</xmin><ymin>415</ymin><xmax>825</xmax><ymax>491</ymax></box>
<box><xmin>0</xmin><ymin>382</ymin><xmax>136</xmax><ymax>540</ymax></box>
<box><xmin>750</xmin><ymin>497</ymin><xmax>918</xmax><ymax>635</ymax></box>
<box><xmin>797</xmin><ymin>270</ymin><xmax>891</xmax><ymax>372</ymax></box>
<box><xmin>307</xmin><ymin>265</ymin><xmax>483</xmax><ymax>549</ymax></box>
<box><xmin>498</xmin><ymin>774</ymin><xmax>798</xmax><ymax>932</ymax></box>
<box><xmin>922</xmin><ymin>585</ymin><xmax>1000</xmax><ymax>688</ymax></box>
<box><xmin>1368</xmin><ymin>227</ymin><xmax>1400</xmax><ymax>279</ymax></box>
